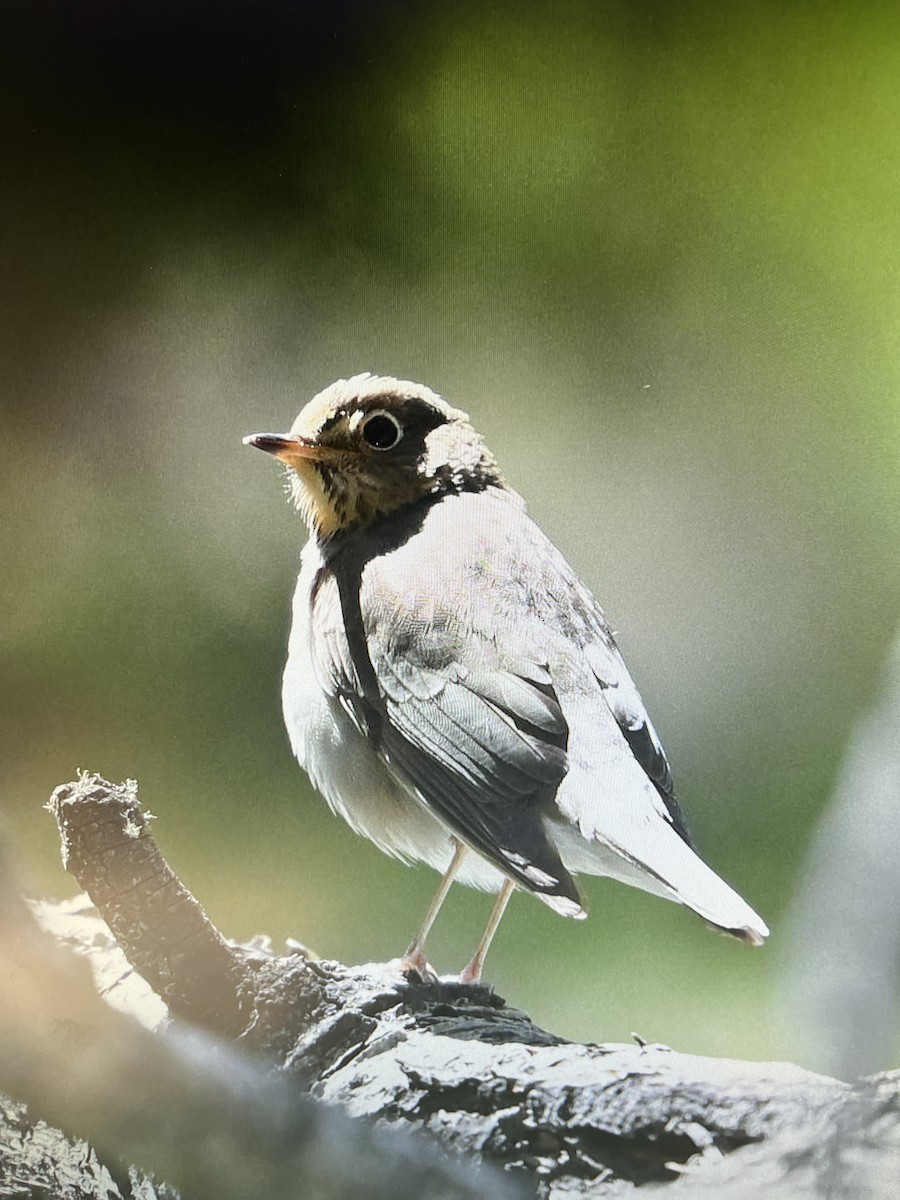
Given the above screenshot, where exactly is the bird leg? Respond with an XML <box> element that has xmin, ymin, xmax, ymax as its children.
<box><xmin>459</xmin><ymin>878</ymin><xmax>515</xmax><ymax>985</ymax></box>
<box><xmin>401</xmin><ymin>840</ymin><xmax>468</xmax><ymax>978</ymax></box>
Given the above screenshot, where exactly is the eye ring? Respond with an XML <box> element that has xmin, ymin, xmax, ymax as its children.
<box><xmin>361</xmin><ymin>410</ymin><xmax>403</xmax><ymax>451</ymax></box>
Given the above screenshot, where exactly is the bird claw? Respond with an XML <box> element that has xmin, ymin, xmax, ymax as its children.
<box><xmin>400</xmin><ymin>949</ymin><xmax>439</xmax><ymax>985</ymax></box>
<box><xmin>457</xmin><ymin>959</ymin><xmax>483</xmax><ymax>986</ymax></box>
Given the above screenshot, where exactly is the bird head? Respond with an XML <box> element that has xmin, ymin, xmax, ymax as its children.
<box><xmin>244</xmin><ymin>374</ymin><xmax>503</xmax><ymax>541</ymax></box>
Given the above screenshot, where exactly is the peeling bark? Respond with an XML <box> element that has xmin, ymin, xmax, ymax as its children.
<box><xmin>0</xmin><ymin>775</ymin><xmax>896</xmax><ymax>1199</ymax></box>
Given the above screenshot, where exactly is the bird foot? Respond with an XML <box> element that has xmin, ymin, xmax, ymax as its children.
<box><xmin>400</xmin><ymin>948</ymin><xmax>439</xmax><ymax>985</ymax></box>
<box><xmin>457</xmin><ymin>958</ymin><xmax>483</xmax><ymax>986</ymax></box>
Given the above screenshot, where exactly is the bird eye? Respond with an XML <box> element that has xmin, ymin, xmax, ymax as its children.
<box><xmin>361</xmin><ymin>411</ymin><xmax>402</xmax><ymax>451</ymax></box>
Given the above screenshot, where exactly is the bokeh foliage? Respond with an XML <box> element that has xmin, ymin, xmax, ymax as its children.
<box><xmin>1</xmin><ymin>1</ymin><xmax>898</xmax><ymax>1061</ymax></box>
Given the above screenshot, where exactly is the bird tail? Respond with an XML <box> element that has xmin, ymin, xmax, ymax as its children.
<box><xmin>552</xmin><ymin>702</ymin><xmax>769</xmax><ymax>944</ymax></box>
<box><xmin>614</xmin><ymin>828</ymin><xmax>770</xmax><ymax>945</ymax></box>
<box><xmin>706</xmin><ymin>915</ymin><xmax>768</xmax><ymax>946</ymax></box>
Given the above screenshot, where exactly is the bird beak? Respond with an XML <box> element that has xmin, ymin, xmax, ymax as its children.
<box><xmin>242</xmin><ymin>432</ymin><xmax>346</xmax><ymax>465</ymax></box>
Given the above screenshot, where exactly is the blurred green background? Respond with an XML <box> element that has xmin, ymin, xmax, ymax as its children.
<box><xmin>2</xmin><ymin>1</ymin><xmax>898</xmax><ymax>1066</ymax></box>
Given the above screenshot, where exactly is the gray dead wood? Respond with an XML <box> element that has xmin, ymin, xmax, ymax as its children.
<box><xmin>0</xmin><ymin>775</ymin><xmax>897</xmax><ymax>1199</ymax></box>
<box><xmin>0</xmin><ymin>824</ymin><xmax>521</xmax><ymax>1200</ymax></box>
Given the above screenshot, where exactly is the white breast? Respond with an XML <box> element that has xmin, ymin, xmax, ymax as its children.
<box><xmin>281</xmin><ymin>541</ymin><xmax>505</xmax><ymax>891</ymax></box>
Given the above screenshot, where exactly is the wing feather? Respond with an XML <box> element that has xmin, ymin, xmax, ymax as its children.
<box><xmin>310</xmin><ymin>554</ymin><xmax>581</xmax><ymax>908</ymax></box>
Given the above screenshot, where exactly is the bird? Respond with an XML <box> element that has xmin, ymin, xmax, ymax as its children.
<box><xmin>244</xmin><ymin>373</ymin><xmax>769</xmax><ymax>983</ymax></box>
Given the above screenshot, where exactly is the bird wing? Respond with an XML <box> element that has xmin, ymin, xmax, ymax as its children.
<box><xmin>308</xmin><ymin>534</ymin><xmax>584</xmax><ymax>914</ymax></box>
<box><xmin>579</xmin><ymin>633</ymin><xmax>691</xmax><ymax>845</ymax></box>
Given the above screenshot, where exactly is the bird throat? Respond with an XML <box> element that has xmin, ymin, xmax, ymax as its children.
<box><xmin>288</xmin><ymin>459</ymin><xmax>425</xmax><ymax>543</ymax></box>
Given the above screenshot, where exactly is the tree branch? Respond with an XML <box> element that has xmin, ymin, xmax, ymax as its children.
<box><xmin>0</xmin><ymin>818</ymin><xmax>521</xmax><ymax>1200</ymax></box>
<box><xmin>1</xmin><ymin>774</ymin><xmax>896</xmax><ymax>1199</ymax></box>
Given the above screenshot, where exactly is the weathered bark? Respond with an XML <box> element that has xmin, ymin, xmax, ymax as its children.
<box><xmin>0</xmin><ymin>805</ymin><xmax>519</xmax><ymax>1200</ymax></box>
<box><xmin>0</xmin><ymin>775</ymin><xmax>897</xmax><ymax>1199</ymax></box>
